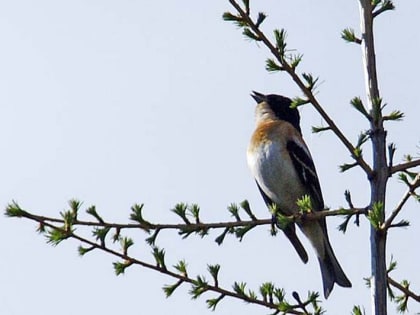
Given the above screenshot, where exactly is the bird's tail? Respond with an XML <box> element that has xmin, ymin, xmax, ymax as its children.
<box><xmin>319</xmin><ymin>237</ymin><xmax>352</xmax><ymax>298</ymax></box>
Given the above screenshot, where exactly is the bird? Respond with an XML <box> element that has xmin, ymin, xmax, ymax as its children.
<box><xmin>246</xmin><ymin>91</ymin><xmax>351</xmax><ymax>298</ymax></box>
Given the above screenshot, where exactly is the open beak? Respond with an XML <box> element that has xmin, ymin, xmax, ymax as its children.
<box><xmin>251</xmin><ymin>91</ymin><xmax>266</xmax><ymax>104</ymax></box>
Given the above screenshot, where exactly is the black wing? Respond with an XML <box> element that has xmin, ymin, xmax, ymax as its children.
<box><xmin>286</xmin><ymin>140</ymin><xmax>324</xmax><ymax>211</ymax></box>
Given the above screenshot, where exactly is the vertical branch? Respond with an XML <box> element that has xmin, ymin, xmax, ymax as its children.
<box><xmin>358</xmin><ymin>1</ymin><xmax>388</xmax><ymax>314</ymax></box>
<box><xmin>359</xmin><ymin>1</ymin><xmax>380</xmax><ymax>107</ymax></box>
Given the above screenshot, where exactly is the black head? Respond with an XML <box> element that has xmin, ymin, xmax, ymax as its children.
<box><xmin>251</xmin><ymin>91</ymin><xmax>301</xmax><ymax>134</ymax></box>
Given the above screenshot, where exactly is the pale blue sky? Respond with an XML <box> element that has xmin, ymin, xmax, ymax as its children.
<box><xmin>1</xmin><ymin>1</ymin><xmax>419</xmax><ymax>314</ymax></box>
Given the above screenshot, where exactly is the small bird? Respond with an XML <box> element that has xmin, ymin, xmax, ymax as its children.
<box><xmin>246</xmin><ymin>91</ymin><xmax>351</xmax><ymax>298</ymax></box>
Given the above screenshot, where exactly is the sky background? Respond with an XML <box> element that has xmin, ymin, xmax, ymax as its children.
<box><xmin>1</xmin><ymin>1</ymin><xmax>419</xmax><ymax>314</ymax></box>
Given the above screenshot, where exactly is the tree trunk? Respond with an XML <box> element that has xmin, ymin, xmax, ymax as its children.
<box><xmin>358</xmin><ymin>1</ymin><xmax>388</xmax><ymax>314</ymax></box>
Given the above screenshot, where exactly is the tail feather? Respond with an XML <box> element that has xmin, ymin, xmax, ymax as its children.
<box><xmin>319</xmin><ymin>239</ymin><xmax>352</xmax><ymax>298</ymax></box>
<box><xmin>255</xmin><ymin>182</ymin><xmax>309</xmax><ymax>264</ymax></box>
<box><xmin>283</xmin><ymin>224</ymin><xmax>309</xmax><ymax>264</ymax></box>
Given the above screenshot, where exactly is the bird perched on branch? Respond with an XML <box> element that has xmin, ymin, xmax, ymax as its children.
<box><xmin>246</xmin><ymin>91</ymin><xmax>351</xmax><ymax>298</ymax></box>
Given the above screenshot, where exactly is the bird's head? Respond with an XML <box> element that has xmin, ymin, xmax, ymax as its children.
<box><xmin>251</xmin><ymin>91</ymin><xmax>301</xmax><ymax>134</ymax></box>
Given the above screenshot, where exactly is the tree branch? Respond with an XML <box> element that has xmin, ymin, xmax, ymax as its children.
<box><xmin>382</xmin><ymin>172</ymin><xmax>420</xmax><ymax>230</ymax></box>
<box><xmin>359</xmin><ymin>0</ymin><xmax>380</xmax><ymax>107</ymax></box>
<box><xmin>7</xmin><ymin>204</ymin><xmax>366</xmax><ymax>232</ymax></box>
<box><xmin>388</xmin><ymin>276</ymin><xmax>420</xmax><ymax>302</ymax></box>
<box><xmin>11</xmin><ymin>208</ymin><xmax>327</xmax><ymax>315</ymax></box>
<box><xmin>390</xmin><ymin>159</ymin><xmax>420</xmax><ymax>174</ymax></box>
<box><xmin>372</xmin><ymin>1</ymin><xmax>395</xmax><ymax>19</ymax></box>
<box><xmin>37</xmin><ymin>219</ymin><xmax>297</xmax><ymax>312</ymax></box>
<box><xmin>358</xmin><ymin>1</ymin><xmax>388</xmax><ymax>314</ymax></box>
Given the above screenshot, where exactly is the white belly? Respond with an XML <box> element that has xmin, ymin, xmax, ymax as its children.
<box><xmin>247</xmin><ymin>140</ymin><xmax>305</xmax><ymax>214</ymax></box>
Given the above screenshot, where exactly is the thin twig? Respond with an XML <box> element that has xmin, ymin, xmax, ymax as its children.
<box><xmin>382</xmin><ymin>173</ymin><xmax>420</xmax><ymax>230</ymax></box>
